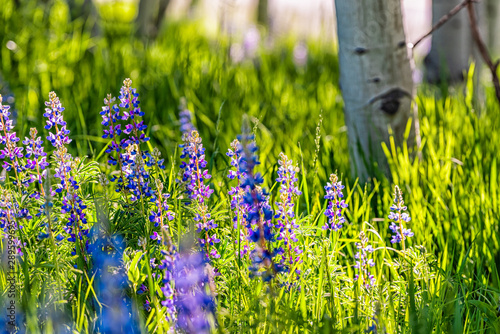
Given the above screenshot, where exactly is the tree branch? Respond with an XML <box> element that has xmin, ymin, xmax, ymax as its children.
<box><xmin>466</xmin><ymin>2</ymin><xmax>500</xmax><ymax>104</ymax></box>
<box><xmin>410</xmin><ymin>0</ymin><xmax>475</xmax><ymax>49</ymax></box>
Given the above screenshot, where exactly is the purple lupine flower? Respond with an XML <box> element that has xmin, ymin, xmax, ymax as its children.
<box><xmin>44</xmin><ymin>92</ymin><xmax>71</xmax><ymax>148</ymax></box>
<box><xmin>90</xmin><ymin>233</ymin><xmax>140</xmax><ymax>333</ymax></box>
<box><xmin>43</xmin><ymin>92</ymin><xmax>88</xmax><ymax>256</ymax></box>
<box><xmin>353</xmin><ymin>231</ymin><xmax>376</xmax><ymax>289</ymax></box>
<box><xmin>22</xmin><ymin>128</ymin><xmax>48</xmax><ymax>197</ymax></box>
<box><xmin>174</xmin><ymin>248</ymin><xmax>215</xmax><ymax>334</ymax></box>
<box><xmin>159</xmin><ymin>249</ymin><xmax>176</xmax><ymax>322</ymax></box>
<box><xmin>243</xmin><ymin>25</ymin><xmax>260</xmax><ymax>57</ymax></box>
<box><xmin>388</xmin><ymin>185</ymin><xmax>413</xmax><ymax>245</ymax></box>
<box><xmin>238</xmin><ymin>127</ymin><xmax>281</xmax><ymax>281</ymax></box>
<box><xmin>100</xmin><ymin>94</ymin><xmax>126</xmax><ymax>186</ymax></box>
<box><xmin>108</xmin><ymin>78</ymin><xmax>154</xmax><ymax>202</ymax></box>
<box><xmin>180</xmin><ymin>130</ymin><xmax>219</xmax><ymax>260</ymax></box>
<box><xmin>293</xmin><ymin>41</ymin><xmax>308</xmax><ymax>67</ymax></box>
<box><xmin>0</xmin><ymin>94</ymin><xmax>24</xmax><ymax>178</ymax></box>
<box><xmin>226</xmin><ymin>139</ymin><xmax>252</xmax><ymax>257</ymax></box>
<box><xmin>119</xmin><ymin>78</ymin><xmax>149</xmax><ymax>146</ymax></box>
<box><xmin>274</xmin><ymin>153</ymin><xmax>303</xmax><ymax>273</ymax></box>
<box><xmin>0</xmin><ymin>189</ymin><xmax>25</xmax><ymax>256</ymax></box>
<box><xmin>322</xmin><ymin>173</ymin><xmax>348</xmax><ymax>231</ymax></box>
<box><xmin>179</xmin><ymin>98</ymin><xmax>196</xmax><ymax>138</ymax></box>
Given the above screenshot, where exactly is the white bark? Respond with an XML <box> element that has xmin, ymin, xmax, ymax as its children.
<box><xmin>335</xmin><ymin>0</ymin><xmax>415</xmax><ymax>182</ymax></box>
<box><xmin>424</xmin><ymin>0</ymin><xmax>474</xmax><ymax>83</ymax></box>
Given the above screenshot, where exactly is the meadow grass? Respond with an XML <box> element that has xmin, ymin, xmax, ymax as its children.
<box><xmin>0</xmin><ymin>1</ymin><xmax>499</xmax><ymax>333</ymax></box>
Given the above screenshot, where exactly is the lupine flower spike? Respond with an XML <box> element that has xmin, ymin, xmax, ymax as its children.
<box><xmin>175</xmin><ymin>248</ymin><xmax>216</xmax><ymax>334</ymax></box>
<box><xmin>274</xmin><ymin>152</ymin><xmax>303</xmax><ymax>275</ymax></box>
<box><xmin>22</xmin><ymin>128</ymin><xmax>49</xmax><ymax>198</ymax></box>
<box><xmin>238</xmin><ymin>122</ymin><xmax>281</xmax><ymax>280</ymax></box>
<box><xmin>388</xmin><ymin>185</ymin><xmax>413</xmax><ymax>248</ymax></box>
<box><xmin>226</xmin><ymin>139</ymin><xmax>251</xmax><ymax>256</ymax></box>
<box><xmin>44</xmin><ymin>92</ymin><xmax>89</xmax><ymax>259</ymax></box>
<box><xmin>322</xmin><ymin>173</ymin><xmax>348</xmax><ymax>231</ymax></box>
<box><xmin>353</xmin><ymin>230</ymin><xmax>376</xmax><ymax>289</ymax></box>
<box><xmin>0</xmin><ymin>94</ymin><xmax>24</xmax><ymax>189</ymax></box>
<box><xmin>180</xmin><ymin>130</ymin><xmax>219</xmax><ymax>260</ymax></box>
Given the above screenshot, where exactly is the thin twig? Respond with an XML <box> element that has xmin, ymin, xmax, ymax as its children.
<box><xmin>410</xmin><ymin>0</ymin><xmax>476</xmax><ymax>49</ymax></box>
<box><xmin>466</xmin><ymin>2</ymin><xmax>500</xmax><ymax>105</ymax></box>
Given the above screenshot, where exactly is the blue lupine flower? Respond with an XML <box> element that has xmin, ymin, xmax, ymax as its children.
<box><xmin>159</xmin><ymin>249</ymin><xmax>176</xmax><ymax>322</ymax></box>
<box><xmin>226</xmin><ymin>139</ymin><xmax>252</xmax><ymax>256</ymax></box>
<box><xmin>90</xmin><ymin>232</ymin><xmax>140</xmax><ymax>333</ymax></box>
<box><xmin>0</xmin><ymin>94</ymin><xmax>24</xmax><ymax>177</ymax></box>
<box><xmin>180</xmin><ymin>130</ymin><xmax>219</xmax><ymax>260</ymax></box>
<box><xmin>43</xmin><ymin>92</ymin><xmax>88</xmax><ymax>254</ymax></box>
<box><xmin>237</xmin><ymin>127</ymin><xmax>282</xmax><ymax>280</ymax></box>
<box><xmin>388</xmin><ymin>185</ymin><xmax>413</xmax><ymax>245</ymax></box>
<box><xmin>322</xmin><ymin>173</ymin><xmax>348</xmax><ymax>231</ymax></box>
<box><xmin>179</xmin><ymin>99</ymin><xmax>196</xmax><ymax>138</ymax></box>
<box><xmin>174</xmin><ymin>248</ymin><xmax>215</xmax><ymax>334</ymax></box>
<box><xmin>0</xmin><ymin>188</ymin><xmax>25</xmax><ymax>256</ymax></box>
<box><xmin>22</xmin><ymin>128</ymin><xmax>48</xmax><ymax>198</ymax></box>
<box><xmin>353</xmin><ymin>231</ymin><xmax>376</xmax><ymax>289</ymax></box>
<box><xmin>274</xmin><ymin>152</ymin><xmax>303</xmax><ymax>273</ymax></box>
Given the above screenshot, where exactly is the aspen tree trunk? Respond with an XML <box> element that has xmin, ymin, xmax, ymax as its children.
<box><xmin>424</xmin><ymin>0</ymin><xmax>473</xmax><ymax>83</ymax></box>
<box><xmin>136</xmin><ymin>0</ymin><xmax>171</xmax><ymax>39</ymax></box>
<box><xmin>335</xmin><ymin>0</ymin><xmax>415</xmax><ymax>182</ymax></box>
<box><xmin>257</xmin><ymin>0</ymin><xmax>268</xmax><ymax>28</ymax></box>
<box><xmin>486</xmin><ymin>0</ymin><xmax>500</xmax><ymax>56</ymax></box>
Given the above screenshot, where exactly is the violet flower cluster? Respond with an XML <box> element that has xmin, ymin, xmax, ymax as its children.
<box><xmin>274</xmin><ymin>152</ymin><xmax>303</xmax><ymax>271</ymax></box>
<box><xmin>100</xmin><ymin>79</ymin><xmax>157</xmax><ymax>202</ymax></box>
<box><xmin>179</xmin><ymin>100</ymin><xmax>196</xmax><ymax>138</ymax></box>
<box><xmin>322</xmin><ymin>173</ymin><xmax>348</xmax><ymax>231</ymax></box>
<box><xmin>22</xmin><ymin>128</ymin><xmax>49</xmax><ymax>199</ymax></box>
<box><xmin>388</xmin><ymin>185</ymin><xmax>413</xmax><ymax>245</ymax></box>
<box><xmin>226</xmin><ymin>139</ymin><xmax>251</xmax><ymax>256</ymax></box>
<box><xmin>179</xmin><ymin>130</ymin><xmax>219</xmax><ymax>260</ymax></box>
<box><xmin>353</xmin><ymin>231</ymin><xmax>376</xmax><ymax>289</ymax></box>
<box><xmin>174</xmin><ymin>249</ymin><xmax>215</xmax><ymax>334</ymax></box>
<box><xmin>0</xmin><ymin>94</ymin><xmax>23</xmax><ymax>181</ymax></box>
<box><xmin>237</xmin><ymin>131</ymin><xmax>280</xmax><ymax>280</ymax></box>
<box><xmin>149</xmin><ymin>178</ymin><xmax>175</xmax><ymax>247</ymax></box>
<box><xmin>0</xmin><ymin>188</ymin><xmax>25</xmax><ymax>255</ymax></box>
<box><xmin>44</xmin><ymin>92</ymin><xmax>89</xmax><ymax>254</ymax></box>
<box><xmin>90</xmin><ymin>233</ymin><xmax>140</xmax><ymax>333</ymax></box>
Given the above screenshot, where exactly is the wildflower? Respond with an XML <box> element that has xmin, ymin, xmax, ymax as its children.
<box><xmin>274</xmin><ymin>153</ymin><xmax>302</xmax><ymax>272</ymax></box>
<box><xmin>179</xmin><ymin>98</ymin><xmax>196</xmax><ymax>138</ymax></box>
<box><xmin>22</xmin><ymin>127</ymin><xmax>48</xmax><ymax>197</ymax></box>
<box><xmin>174</xmin><ymin>249</ymin><xmax>215</xmax><ymax>334</ymax></box>
<box><xmin>353</xmin><ymin>231</ymin><xmax>376</xmax><ymax>289</ymax></box>
<box><xmin>322</xmin><ymin>173</ymin><xmax>348</xmax><ymax>231</ymax></box>
<box><xmin>293</xmin><ymin>41</ymin><xmax>308</xmax><ymax>67</ymax></box>
<box><xmin>388</xmin><ymin>185</ymin><xmax>413</xmax><ymax>246</ymax></box>
<box><xmin>180</xmin><ymin>130</ymin><xmax>218</xmax><ymax>260</ymax></box>
<box><xmin>238</xmin><ymin>127</ymin><xmax>280</xmax><ymax>280</ymax></box>
<box><xmin>43</xmin><ymin>92</ymin><xmax>88</xmax><ymax>255</ymax></box>
<box><xmin>90</xmin><ymin>233</ymin><xmax>140</xmax><ymax>333</ymax></box>
<box><xmin>119</xmin><ymin>78</ymin><xmax>149</xmax><ymax>146</ymax></box>
<box><xmin>0</xmin><ymin>188</ymin><xmax>24</xmax><ymax>255</ymax></box>
<box><xmin>159</xmin><ymin>249</ymin><xmax>176</xmax><ymax>322</ymax></box>
<box><xmin>226</xmin><ymin>139</ymin><xmax>251</xmax><ymax>256</ymax></box>
<box><xmin>0</xmin><ymin>94</ymin><xmax>24</xmax><ymax>181</ymax></box>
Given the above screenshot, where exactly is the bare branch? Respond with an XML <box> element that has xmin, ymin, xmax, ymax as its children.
<box><xmin>410</xmin><ymin>0</ymin><xmax>475</xmax><ymax>49</ymax></box>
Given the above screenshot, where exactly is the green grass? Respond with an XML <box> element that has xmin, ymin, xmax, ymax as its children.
<box><xmin>0</xmin><ymin>0</ymin><xmax>499</xmax><ymax>333</ymax></box>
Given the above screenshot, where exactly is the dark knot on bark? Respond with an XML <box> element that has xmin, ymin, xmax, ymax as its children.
<box><xmin>369</xmin><ymin>88</ymin><xmax>412</xmax><ymax>115</ymax></box>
